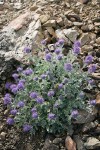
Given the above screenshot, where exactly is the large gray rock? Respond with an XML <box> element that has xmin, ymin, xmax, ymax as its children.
<box><xmin>84</xmin><ymin>137</ymin><xmax>100</xmax><ymax>149</ymax></box>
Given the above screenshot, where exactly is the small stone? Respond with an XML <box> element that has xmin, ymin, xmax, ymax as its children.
<box><xmin>0</xmin><ymin>132</ymin><xmax>6</xmax><ymax>140</ymax></box>
<box><xmin>96</xmin><ymin>93</ymin><xmax>100</xmax><ymax>105</ymax></box>
<box><xmin>53</xmin><ymin>138</ymin><xmax>62</xmax><ymax>144</ymax></box>
<box><xmin>84</xmin><ymin>137</ymin><xmax>100</xmax><ymax>149</ymax></box>
<box><xmin>13</xmin><ymin>3</ymin><xmax>22</xmax><ymax>10</ymax></box>
<box><xmin>65</xmin><ymin>136</ymin><xmax>76</xmax><ymax>150</ymax></box>
<box><xmin>82</xmin><ymin>45</ymin><xmax>93</xmax><ymax>52</ymax></box>
<box><xmin>73</xmin><ymin>135</ymin><xmax>85</xmax><ymax>150</ymax></box>
<box><xmin>80</xmin><ymin>0</ymin><xmax>89</xmax><ymax>4</ymax></box>
<box><xmin>43</xmin><ymin>20</ymin><xmax>56</xmax><ymax>27</ymax></box>
<box><xmin>73</xmin><ymin>22</ymin><xmax>83</xmax><ymax>27</ymax></box>
<box><xmin>81</xmin><ymin>25</ymin><xmax>90</xmax><ymax>32</ymax></box>
<box><xmin>55</xmin><ymin>29</ymin><xmax>68</xmax><ymax>43</ymax></box>
<box><xmin>80</xmin><ymin>33</ymin><xmax>90</xmax><ymax>46</ymax></box>
<box><xmin>63</xmin><ymin>29</ymin><xmax>79</xmax><ymax>42</ymax></box>
<box><xmin>34</xmin><ymin>19</ymin><xmax>41</xmax><ymax>30</ymax></box>
<box><xmin>40</xmin><ymin>15</ymin><xmax>50</xmax><ymax>24</ymax></box>
<box><xmin>96</xmin><ymin>37</ymin><xmax>100</xmax><ymax>44</ymax></box>
<box><xmin>30</xmin><ymin>3</ymin><xmax>38</xmax><ymax>11</ymax></box>
<box><xmin>57</xmin><ymin>17</ymin><xmax>63</xmax><ymax>26</ymax></box>
<box><xmin>4</xmin><ymin>109</ymin><xmax>9</xmax><ymax>115</ymax></box>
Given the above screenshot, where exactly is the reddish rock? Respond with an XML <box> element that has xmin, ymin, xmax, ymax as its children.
<box><xmin>8</xmin><ymin>12</ymin><xmax>31</xmax><ymax>31</ymax></box>
<box><xmin>65</xmin><ymin>136</ymin><xmax>76</xmax><ymax>150</ymax></box>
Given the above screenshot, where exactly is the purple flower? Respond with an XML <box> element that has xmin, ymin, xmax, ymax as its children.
<box><xmin>10</xmin><ymin>109</ymin><xmax>17</xmax><ymax>115</ymax></box>
<box><xmin>17</xmin><ymin>101</ymin><xmax>24</xmax><ymax>108</ymax></box>
<box><xmin>11</xmin><ymin>87</ymin><xmax>18</xmax><ymax>94</ymax></box>
<box><xmin>12</xmin><ymin>73</ymin><xmax>19</xmax><ymax>80</ymax></box>
<box><xmin>41</xmin><ymin>39</ymin><xmax>47</xmax><ymax>45</ymax></box>
<box><xmin>18</xmin><ymin>79</ymin><xmax>26</xmax><ymax>84</ymax></box>
<box><xmin>88</xmin><ymin>79</ymin><xmax>95</xmax><ymax>85</ymax></box>
<box><xmin>24</xmin><ymin>47</ymin><xmax>31</xmax><ymax>53</ymax></box>
<box><xmin>7</xmin><ymin>118</ymin><xmax>14</xmax><ymax>125</ymax></box>
<box><xmin>71</xmin><ymin>110</ymin><xmax>78</xmax><ymax>118</ymax></box>
<box><xmin>36</xmin><ymin>97</ymin><xmax>44</xmax><ymax>104</ymax></box>
<box><xmin>23</xmin><ymin>68</ymin><xmax>33</xmax><ymax>76</ymax></box>
<box><xmin>31</xmin><ymin>107</ymin><xmax>37</xmax><ymax>113</ymax></box>
<box><xmin>23</xmin><ymin>124</ymin><xmax>32</xmax><ymax>132</ymax></box>
<box><xmin>57</xmin><ymin>54</ymin><xmax>63</xmax><ymax>60</ymax></box>
<box><xmin>79</xmin><ymin>91</ymin><xmax>84</xmax><ymax>98</ymax></box>
<box><xmin>84</xmin><ymin>55</ymin><xmax>93</xmax><ymax>64</ymax></box>
<box><xmin>10</xmin><ymin>84</ymin><xmax>17</xmax><ymax>90</ymax></box>
<box><xmin>88</xmin><ymin>64</ymin><xmax>97</xmax><ymax>73</ymax></box>
<box><xmin>64</xmin><ymin>63</ymin><xmax>73</xmax><ymax>72</ymax></box>
<box><xmin>55</xmin><ymin>49</ymin><xmax>61</xmax><ymax>55</ymax></box>
<box><xmin>17</xmin><ymin>82</ymin><xmax>24</xmax><ymax>90</ymax></box>
<box><xmin>90</xmin><ymin>99</ymin><xmax>96</xmax><ymax>106</ymax></box>
<box><xmin>32</xmin><ymin>112</ymin><xmax>38</xmax><ymax>119</ymax></box>
<box><xmin>73</xmin><ymin>41</ymin><xmax>81</xmax><ymax>55</ymax></box>
<box><xmin>17</xmin><ymin>67</ymin><xmax>23</xmax><ymax>72</ymax></box>
<box><xmin>41</xmin><ymin>74</ymin><xmax>47</xmax><ymax>79</ymax></box>
<box><xmin>5</xmin><ymin>82</ymin><xmax>12</xmax><ymax>89</ymax></box>
<box><xmin>74</xmin><ymin>40</ymin><xmax>81</xmax><ymax>47</ymax></box>
<box><xmin>30</xmin><ymin>92</ymin><xmax>38</xmax><ymax>99</ymax></box>
<box><xmin>48</xmin><ymin>113</ymin><xmax>56</xmax><ymax>120</ymax></box>
<box><xmin>58</xmin><ymin>39</ymin><xmax>64</xmax><ymax>45</ymax></box>
<box><xmin>58</xmin><ymin>83</ymin><xmax>63</xmax><ymax>89</ymax></box>
<box><xmin>45</xmin><ymin>53</ymin><xmax>52</xmax><ymax>62</ymax></box>
<box><xmin>48</xmin><ymin>90</ymin><xmax>55</xmax><ymax>97</ymax></box>
<box><xmin>33</xmin><ymin>77</ymin><xmax>38</xmax><ymax>81</ymax></box>
<box><xmin>4</xmin><ymin>94</ymin><xmax>11</xmax><ymax>105</ymax></box>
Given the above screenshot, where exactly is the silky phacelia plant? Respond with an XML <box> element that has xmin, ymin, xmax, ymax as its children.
<box><xmin>4</xmin><ymin>39</ymin><xmax>97</xmax><ymax>134</ymax></box>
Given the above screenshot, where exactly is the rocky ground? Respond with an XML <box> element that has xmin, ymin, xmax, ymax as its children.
<box><xmin>0</xmin><ymin>0</ymin><xmax>100</xmax><ymax>150</ymax></box>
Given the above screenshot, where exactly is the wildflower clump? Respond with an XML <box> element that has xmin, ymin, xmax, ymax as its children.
<box><xmin>4</xmin><ymin>39</ymin><xmax>97</xmax><ymax>134</ymax></box>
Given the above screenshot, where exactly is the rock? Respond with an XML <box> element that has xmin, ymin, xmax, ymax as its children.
<box><xmin>0</xmin><ymin>132</ymin><xmax>6</xmax><ymax>140</ymax></box>
<box><xmin>53</xmin><ymin>138</ymin><xmax>62</xmax><ymax>144</ymax></box>
<box><xmin>43</xmin><ymin>20</ymin><xmax>56</xmax><ymax>27</ymax></box>
<box><xmin>0</xmin><ymin>0</ymin><xmax>4</xmax><ymax>5</ymax></box>
<box><xmin>96</xmin><ymin>37</ymin><xmax>100</xmax><ymax>45</ymax></box>
<box><xmin>84</xmin><ymin>137</ymin><xmax>100</xmax><ymax>149</ymax></box>
<box><xmin>13</xmin><ymin>3</ymin><xmax>22</xmax><ymax>10</ymax></box>
<box><xmin>57</xmin><ymin>17</ymin><xmax>63</xmax><ymax>26</ymax></box>
<box><xmin>73</xmin><ymin>22</ymin><xmax>83</xmax><ymax>27</ymax></box>
<box><xmin>65</xmin><ymin>136</ymin><xmax>76</xmax><ymax>150</ymax></box>
<box><xmin>82</xmin><ymin>45</ymin><xmax>93</xmax><ymax>52</ymax></box>
<box><xmin>55</xmin><ymin>29</ymin><xmax>68</xmax><ymax>43</ymax></box>
<box><xmin>40</xmin><ymin>15</ymin><xmax>50</xmax><ymax>24</ymax></box>
<box><xmin>63</xmin><ymin>29</ymin><xmax>79</xmax><ymax>42</ymax></box>
<box><xmin>81</xmin><ymin>25</ymin><xmax>90</xmax><ymax>32</ymax></box>
<box><xmin>34</xmin><ymin>19</ymin><xmax>41</xmax><ymax>30</ymax></box>
<box><xmin>74</xmin><ymin>109</ymin><xmax>96</xmax><ymax>124</ymax></box>
<box><xmin>80</xmin><ymin>0</ymin><xmax>89</xmax><ymax>4</ymax></box>
<box><xmin>96</xmin><ymin>93</ymin><xmax>100</xmax><ymax>105</ymax></box>
<box><xmin>80</xmin><ymin>33</ymin><xmax>90</xmax><ymax>46</ymax></box>
<box><xmin>7</xmin><ymin>12</ymin><xmax>31</xmax><ymax>31</ymax></box>
<box><xmin>30</xmin><ymin>3</ymin><xmax>38</xmax><ymax>11</ymax></box>
<box><xmin>73</xmin><ymin>135</ymin><xmax>85</xmax><ymax>150</ymax></box>
<box><xmin>82</xmin><ymin>122</ymin><xmax>96</xmax><ymax>133</ymax></box>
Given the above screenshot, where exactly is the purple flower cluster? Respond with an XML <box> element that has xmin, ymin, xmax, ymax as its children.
<box><xmin>41</xmin><ymin>39</ymin><xmax>47</xmax><ymax>45</ymax></box>
<box><xmin>55</xmin><ymin>39</ymin><xmax>64</xmax><ymax>46</ymax></box>
<box><xmin>48</xmin><ymin>90</ymin><xmax>55</xmax><ymax>97</ymax></box>
<box><xmin>57</xmin><ymin>54</ymin><xmax>63</xmax><ymax>60</ymax></box>
<box><xmin>23</xmin><ymin>124</ymin><xmax>32</xmax><ymax>132</ymax></box>
<box><xmin>84</xmin><ymin>55</ymin><xmax>93</xmax><ymax>64</ymax></box>
<box><xmin>24</xmin><ymin>47</ymin><xmax>31</xmax><ymax>53</ymax></box>
<box><xmin>55</xmin><ymin>49</ymin><xmax>61</xmax><ymax>55</ymax></box>
<box><xmin>17</xmin><ymin>82</ymin><xmax>24</xmax><ymax>90</ymax></box>
<box><xmin>30</xmin><ymin>92</ymin><xmax>38</xmax><ymax>99</ymax></box>
<box><xmin>58</xmin><ymin>83</ymin><xmax>63</xmax><ymax>89</ymax></box>
<box><xmin>64</xmin><ymin>63</ymin><xmax>73</xmax><ymax>72</ymax></box>
<box><xmin>79</xmin><ymin>91</ymin><xmax>84</xmax><ymax>99</ymax></box>
<box><xmin>5</xmin><ymin>82</ymin><xmax>12</xmax><ymax>89</ymax></box>
<box><xmin>33</xmin><ymin>77</ymin><xmax>38</xmax><ymax>81</ymax></box>
<box><xmin>23</xmin><ymin>68</ymin><xmax>33</xmax><ymax>76</ymax></box>
<box><xmin>32</xmin><ymin>112</ymin><xmax>38</xmax><ymax>119</ymax></box>
<box><xmin>90</xmin><ymin>99</ymin><xmax>96</xmax><ymax>106</ymax></box>
<box><xmin>73</xmin><ymin>41</ymin><xmax>81</xmax><ymax>55</ymax></box>
<box><xmin>17</xmin><ymin>67</ymin><xmax>23</xmax><ymax>72</ymax></box>
<box><xmin>10</xmin><ymin>109</ymin><xmax>17</xmax><ymax>116</ymax></box>
<box><xmin>45</xmin><ymin>53</ymin><xmax>52</xmax><ymax>62</ymax></box>
<box><xmin>36</xmin><ymin>97</ymin><xmax>44</xmax><ymax>104</ymax></box>
<box><xmin>4</xmin><ymin>93</ymin><xmax>11</xmax><ymax>105</ymax></box>
<box><xmin>71</xmin><ymin>110</ymin><xmax>78</xmax><ymax>119</ymax></box>
<box><xmin>7</xmin><ymin>118</ymin><xmax>14</xmax><ymax>125</ymax></box>
<box><xmin>48</xmin><ymin>113</ymin><xmax>56</xmax><ymax>120</ymax></box>
<box><xmin>17</xmin><ymin>101</ymin><xmax>24</xmax><ymax>108</ymax></box>
<box><xmin>10</xmin><ymin>84</ymin><xmax>18</xmax><ymax>94</ymax></box>
<box><xmin>12</xmin><ymin>73</ymin><xmax>19</xmax><ymax>80</ymax></box>
<box><xmin>41</xmin><ymin>74</ymin><xmax>47</xmax><ymax>79</ymax></box>
<box><xmin>88</xmin><ymin>64</ymin><xmax>97</xmax><ymax>73</ymax></box>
